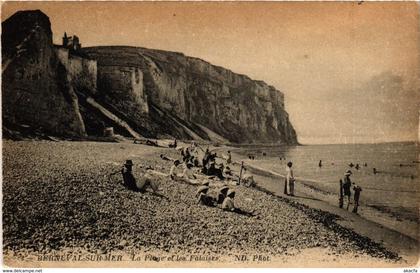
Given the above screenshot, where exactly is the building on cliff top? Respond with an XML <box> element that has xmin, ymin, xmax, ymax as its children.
<box><xmin>62</xmin><ymin>32</ymin><xmax>81</xmax><ymax>51</ymax></box>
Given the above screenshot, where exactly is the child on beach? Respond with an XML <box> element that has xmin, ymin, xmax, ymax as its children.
<box><xmin>352</xmin><ymin>183</ymin><xmax>362</xmax><ymax>213</ymax></box>
<box><xmin>222</xmin><ymin>150</ymin><xmax>232</xmax><ymax>165</ymax></box>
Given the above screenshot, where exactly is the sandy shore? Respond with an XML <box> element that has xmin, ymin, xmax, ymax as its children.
<box><xmin>2</xmin><ymin>140</ymin><xmax>417</xmax><ymax>267</ymax></box>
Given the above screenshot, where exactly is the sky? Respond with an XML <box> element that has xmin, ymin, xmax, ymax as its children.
<box><xmin>2</xmin><ymin>1</ymin><xmax>420</xmax><ymax>144</ymax></box>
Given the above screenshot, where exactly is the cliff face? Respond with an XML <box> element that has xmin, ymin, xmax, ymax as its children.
<box><xmin>55</xmin><ymin>47</ymin><xmax>97</xmax><ymax>97</ymax></box>
<box><xmin>83</xmin><ymin>46</ymin><xmax>298</xmax><ymax>144</ymax></box>
<box><xmin>2</xmin><ymin>10</ymin><xmax>297</xmax><ymax>144</ymax></box>
<box><xmin>2</xmin><ymin>10</ymin><xmax>86</xmax><ymax>137</ymax></box>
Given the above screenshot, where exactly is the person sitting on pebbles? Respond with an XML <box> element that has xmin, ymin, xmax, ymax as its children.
<box><xmin>222</xmin><ymin>189</ymin><xmax>236</xmax><ymax>211</ymax></box>
<box><xmin>224</xmin><ymin>166</ymin><xmax>233</xmax><ymax>176</ymax></box>
<box><xmin>169</xmin><ymin>160</ymin><xmax>182</xmax><ymax>180</ymax></box>
<box><xmin>182</xmin><ymin>163</ymin><xmax>197</xmax><ymax>180</ymax></box>
<box><xmin>168</xmin><ymin>138</ymin><xmax>177</xmax><ymax>148</ymax></box>
<box><xmin>170</xmin><ymin>161</ymin><xmax>202</xmax><ymax>185</ymax></box>
<box><xmin>196</xmin><ymin>186</ymin><xmax>215</xmax><ymax>207</ymax></box>
<box><xmin>160</xmin><ymin>154</ymin><xmax>176</xmax><ymax>162</ymax></box>
<box><xmin>121</xmin><ymin>160</ymin><xmax>159</xmax><ymax>193</ymax></box>
<box><xmin>222</xmin><ymin>189</ymin><xmax>255</xmax><ymax>216</ymax></box>
<box><xmin>217</xmin><ymin>186</ymin><xmax>230</xmax><ymax>205</ymax></box>
<box><xmin>206</xmin><ymin>162</ymin><xmax>225</xmax><ymax>180</ymax></box>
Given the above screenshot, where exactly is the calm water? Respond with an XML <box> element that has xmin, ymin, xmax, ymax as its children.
<box><xmin>235</xmin><ymin>142</ymin><xmax>419</xmax><ymax>218</ymax></box>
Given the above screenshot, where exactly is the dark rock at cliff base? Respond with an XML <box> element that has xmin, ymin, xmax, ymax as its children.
<box><xmin>2</xmin><ymin>10</ymin><xmax>86</xmax><ymax>138</ymax></box>
<box><xmin>83</xmin><ymin>46</ymin><xmax>298</xmax><ymax>144</ymax></box>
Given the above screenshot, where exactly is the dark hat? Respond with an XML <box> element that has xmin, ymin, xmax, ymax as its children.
<box><xmin>345</xmin><ymin>170</ymin><xmax>352</xmax><ymax>176</ymax></box>
<box><xmin>197</xmin><ymin>186</ymin><xmax>209</xmax><ymax>194</ymax></box>
<box><xmin>227</xmin><ymin>189</ymin><xmax>236</xmax><ymax>197</ymax></box>
<box><xmin>124</xmin><ymin>160</ymin><xmax>133</xmax><ymax>166</ymax></box>
<box><xmin>219</xmin><ymin>185</ymin><xmax>229</xmax><ymax>193</ymax></box>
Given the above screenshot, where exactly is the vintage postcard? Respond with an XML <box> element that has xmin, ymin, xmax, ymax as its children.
<box><xmin>1</xmin><ymin>1</ymin><xmax>419</xmax><ymax>269</ymax></box>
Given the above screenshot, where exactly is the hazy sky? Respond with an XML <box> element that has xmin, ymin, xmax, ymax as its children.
<box><xmin>2</xmin><ymin>2</ymin><xmax>420</xmax><ymax>144</ymax></box>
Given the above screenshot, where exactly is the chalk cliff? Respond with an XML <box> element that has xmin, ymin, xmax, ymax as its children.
<box><xmin>2</xmin><ymin>10</ymin><xmax>87</xmax><ymax>137</ymax></box>
<box><xmin>83</xmin><ymin>46</ymin><xmax>298</xmax><ymax>144</ymax></box>
<box><xmin>2</xmin><ymin>10</ymin><xmax>298</xmax><ymax>144</ymax></box>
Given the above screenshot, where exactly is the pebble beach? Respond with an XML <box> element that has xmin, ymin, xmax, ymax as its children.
<box><xmin>2</xmin><ymin>140</ymin><xmax>414</xmax><ymax>267</ymax></box>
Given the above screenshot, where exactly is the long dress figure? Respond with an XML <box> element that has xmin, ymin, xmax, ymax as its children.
<box><xmin>285</xmin><ymin>161</ymin><xmax>295</xmax><ymax>196</ymax></box>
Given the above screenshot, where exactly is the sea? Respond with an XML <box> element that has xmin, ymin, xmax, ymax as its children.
<box><xmin>232</xmin><ymin>142</ymin><xmax>419</xmax><ymax>227</ymax></box>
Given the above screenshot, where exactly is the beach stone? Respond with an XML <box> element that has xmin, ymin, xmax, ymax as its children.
<box><xmin>1</xmin><ymin>140</ymin><xmax>401</xmax><ymax>263</ymax></box>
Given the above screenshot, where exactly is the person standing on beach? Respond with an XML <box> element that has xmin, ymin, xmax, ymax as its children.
<box><xmin>226</xmin><ymin>151</ymin><xmax>232</xmax><ymax>165</ymax></box>
<box><xmin>285</xmin><ymin>161</ymin><xmax>295</xmax><ymax>196</ymax></box>
<box><xmin>342</xmin><ymin>170</ymin><xmax>352</xmax><ymax>210</ymax></box>
<box><xmin>352</xmin><ymin>183</ymin><xmax>362</xmax><ymax>213</ymax></box>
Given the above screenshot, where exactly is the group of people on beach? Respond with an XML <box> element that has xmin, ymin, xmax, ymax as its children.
<box><xmin>340</xmin><ymin>170</ymin><xmax>363</xmax><ymax>213</ymax></box>
<box><xmin>285</xmin><ymin>159</ymin><xmax>363</xmax><ymax>213</ymax></box>
<box><xmin>173</xmin><ymin>144</ymin><xmax>234</xmax><ymax>181</ymax></box>
<box><xmin>120</xmin><ymin>139</ymin><xmax>369</xmax><ymax>219</ymax></box>
<box><xmin>117</xmin><ymin>141</ymin><xmax>253</xmax><ymax>215</ymax></box>
<box><xmin>196</xmin><ymin>183</ymin><xmax>239</xmax><ymax>211</ymax></box>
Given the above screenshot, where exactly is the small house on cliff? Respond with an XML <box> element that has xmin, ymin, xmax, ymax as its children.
<box><xmin>62</xmin><ymin>32</ymin><xmax>81</xmax><ymax>51</ymax></box>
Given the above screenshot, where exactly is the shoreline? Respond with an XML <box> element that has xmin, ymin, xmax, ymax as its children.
<box><xmin>2</xmin><ymin>140</ymin><xmax>419</xmax><ymax>267</ymax></box>
<box><xmin>221</xmin><ymin>148</ymin><xmax>419</xmax><ymax>242</ymax></box>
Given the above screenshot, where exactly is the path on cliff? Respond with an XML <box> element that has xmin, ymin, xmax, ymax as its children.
<box><xmin>84</xmin><ymin>97</ymin><xmax>142</xmax><ymax>139</ymax></box>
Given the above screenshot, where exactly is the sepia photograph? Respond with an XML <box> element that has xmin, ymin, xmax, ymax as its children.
<box><xmin>1</xmin><ymin>1</ymin><xmax>419</xmax><ymax>269</ymax></box>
